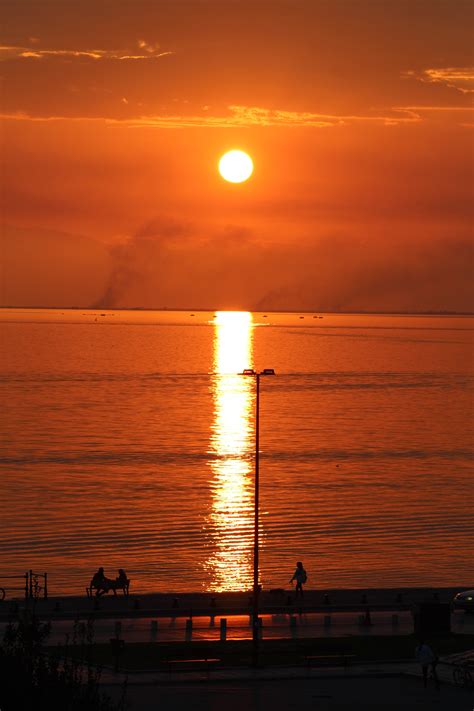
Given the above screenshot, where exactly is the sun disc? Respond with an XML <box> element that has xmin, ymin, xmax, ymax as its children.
<box><xmin>219</xmin><ymin>150</ymin><xmax>253</xmax><ymax>183</ymax></box>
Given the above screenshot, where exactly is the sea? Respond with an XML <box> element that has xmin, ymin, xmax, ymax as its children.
<box><xmin>0</xmin><ymin>309</ymin><xmax>473</xmax><ymax>596</ymax></box>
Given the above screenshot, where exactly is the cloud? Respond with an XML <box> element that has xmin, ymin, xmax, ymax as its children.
<box><xmin>0</xmin><ymin>41</ymin><xmax>173</xmax><ymax>61</ymax></box>
<box><xmin>403</xmin><ymin>67</ymin><xmax>474</xmax><ymax>94</ymax></box>
<box><xmin>423</xmin><ymin>68</ymin><xmax>474</xmax><ymax>94</ymax></box>
<box><xmin>2</xmin><ymin>103</ymin><xmax>449</xmax><ymax>128</ymax></box>
<box><xmin>227</xmin><ymin>106</ymin><xmax>422</xmax><ymax>127</ymax></box>
<box><xmin>137</xmin><ymin>39</ymin><xmax>162</xmax><ymax>54</ymax></box>
<box><xmin>0</xmin><ymin>112</ymin><xmax>106</xmax><ymax>122</ymax></box>
<box><xmin>120</xmin><ymin>105</ymin><xmax>425</xmax><ymax>128</ymax></box>
<box><xmin>2</xmin><ymin>102</ymin><xmax>472</xmax><ymax>129</ymax></box>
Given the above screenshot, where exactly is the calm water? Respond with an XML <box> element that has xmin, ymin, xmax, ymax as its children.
<box><xmin>0</xmin><ymin>309</ymin><xmax>473</xmax><ymax>595</ymax></box>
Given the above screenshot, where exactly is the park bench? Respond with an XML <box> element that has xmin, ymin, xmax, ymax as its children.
<box><xmin>165</xmin><ymin>658</ymin><xmax>221</xmax><ymax>678</ymax></box>
<box><xmin>304</xmin><ymin>653</ymin><xmax>356</xmax><ymax>672</ymax></box>
<box><xmin>86</xmin><ymin>577</ymin><xmax>130</xmax><ymax>598</ymax></box>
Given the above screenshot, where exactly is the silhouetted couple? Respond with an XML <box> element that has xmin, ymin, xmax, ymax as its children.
<box><xmin>91</xmin><ymin>567</ymin><xmax>128</xmax><ymax>596</ymax></box>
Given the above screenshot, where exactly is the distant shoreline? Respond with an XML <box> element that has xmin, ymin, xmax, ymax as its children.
<box><xmin>1</xmin><ymin>306</ymin><xmax>473</xmax><ymax>316</ymax></box>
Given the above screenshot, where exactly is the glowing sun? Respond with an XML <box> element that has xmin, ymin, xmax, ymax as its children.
<box><xmin>218</xmin><ymin>150</ymin><xmax>254</xmax><ymax>183</ymax></box>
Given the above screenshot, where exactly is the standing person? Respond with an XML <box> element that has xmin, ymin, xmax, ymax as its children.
<box><xmin>289</xmin><ymin>561</ymin><xmax>307</xmax><ymax>598</ymax></box>
<box><xmin>415</xmin><ymin>640</ymin><xmax>440</xmax><ymax>690</ymax></box>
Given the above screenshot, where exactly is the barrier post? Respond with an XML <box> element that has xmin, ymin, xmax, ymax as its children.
<box><xmin>220</xmin><ymin>618</ymin><xmax>227</xmax><ymax>642</ymax></box>
<box><xmin>290</xmin><ymin>615</ymin><xmax>297</xmax><ymax>638</ymax></box>
<box><xmin>185</xmin><ymin>618</ymin><xmax>193</xmax><ymax>641</ymax></box>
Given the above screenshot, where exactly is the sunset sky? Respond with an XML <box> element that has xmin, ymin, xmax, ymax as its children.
<box><xmin>1</xmin><ymin>0</ymin><xmax>473</xmax><ymax>312</ymax></box>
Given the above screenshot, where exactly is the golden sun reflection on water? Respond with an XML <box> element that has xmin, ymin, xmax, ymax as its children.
<box><xmin>204</xmin><ymin>312</ymin><xmax>255</xmax><ymax>592</ymax></box>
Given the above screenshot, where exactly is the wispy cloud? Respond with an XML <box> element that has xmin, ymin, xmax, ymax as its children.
<box><xmin>2</xmin><ymin>103</ymin><xmax>472</xmax><ymax>128</ymax></box>
<box><xmin>403</xmin><ymin>67</ymin><xmax>474</xmax><ymax>94</ymax></box>
<box><xmin>117</xmin><ymin>105</ymin><xmax>424</xmax><ymax>128</ymax></box>
<box><xmin>0</xmin><ymin>41</ymin><xmax>173</xmax><ymax>61</ymax></box>
<box><xmin>0</xmin><ymin>112</ymin><xmax>110</xmax><ymax>122</ymax></box>
<box><xmin>124</xmin><ymin>105</ymin><xmax>337</xmax><ymax>128</ymax></box>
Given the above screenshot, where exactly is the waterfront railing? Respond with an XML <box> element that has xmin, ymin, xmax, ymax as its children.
<box><xmin>0</xmin><ymin>571</ymin><xmax>48</xmax><ymax>601</ymax></box>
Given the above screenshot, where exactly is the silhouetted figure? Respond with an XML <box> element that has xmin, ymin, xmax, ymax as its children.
<box><xmin>114</xmin><ymin>569</ymin><xmax>129</xmax><ymax>595</ymax></box>
<box><xmin>89</xmin><ymin>567</ymin><xmax>130</xmax><ymax>597</ymax></box>
<box><xmin>289</xmin><ymin>561</ymin><xmax>307</xmax><ymax>598</ymax></box>
<box><xmin>116</xmin><ymin>569</ymin><xmax>128</xmax><ymax>586</ymax></box>
<box><xmin>91</xmin><ymin>567</ymin><xmax>107</xmax><ymax>597</ymax></box>
<box><xmin>415</xmin><ymin>640</ymin><xmax>440</xmax><ymax>690</ymax></box>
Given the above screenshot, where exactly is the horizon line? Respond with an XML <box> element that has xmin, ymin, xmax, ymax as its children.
<box><xmin>1</xmin><ymin>306</ymin><xmax>473</xmax><ymax>316</ymax></box>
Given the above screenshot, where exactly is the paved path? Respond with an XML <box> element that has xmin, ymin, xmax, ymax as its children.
<box><xmin>98</xmin><ymin>657</ymin><xmax>473</xmax><ymax>686</ymax></box>
<box><xmin>101</xmin><ymin>671</ymin><xmax>474</xmax><ymax>711</ymax></box>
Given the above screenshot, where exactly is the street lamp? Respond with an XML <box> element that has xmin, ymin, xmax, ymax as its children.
<box><xmin>240</xmin><ymin>367</ymin><xmax>275</xmax><ymax>666</ymax></box>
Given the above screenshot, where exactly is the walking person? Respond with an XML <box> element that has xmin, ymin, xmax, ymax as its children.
<box><xmin>289</xmin><ymin>561</ymin><xmax>307</xmax><ymax>598</ymax></box>
<box><xmin>415</xmin><ymin>640</ymin><xmax>440</xmax><ymax>690</ymax></box>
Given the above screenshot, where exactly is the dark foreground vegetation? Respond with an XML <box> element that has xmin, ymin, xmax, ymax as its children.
<box><xmin>0</xmin><ymin>614</ymin><xmax>127</xmax><ymax>711</ymax></box>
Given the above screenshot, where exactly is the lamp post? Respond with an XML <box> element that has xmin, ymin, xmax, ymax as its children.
<box><xmin>240</xmin><ymin>367</ymin><xmax>275</xmax><ymax>666</ymax></box>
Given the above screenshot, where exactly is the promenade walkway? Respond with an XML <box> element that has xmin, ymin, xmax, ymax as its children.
<box><xmin>0</xmin><ymin>585</ymin><xmax>464</xmax><ymax>620</ymax></box>
<box><xmin>99</xmin><ymin>664</ymin><xmax>474</xmax><ymax>711</ymax></box>
<box><xmin>1</xmin><ymin>586</ymin><xmax>472</xmax><ymax>643</ymax></box>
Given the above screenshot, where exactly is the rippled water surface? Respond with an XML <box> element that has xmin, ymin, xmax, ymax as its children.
<box><xmin>0</xmin><ymin>309</ymin><xmax>473</xmax><ymax>594</ymax></box>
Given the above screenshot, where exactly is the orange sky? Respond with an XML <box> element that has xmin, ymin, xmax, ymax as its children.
<box><xmin>1</xmin><ymin>0</ymin><xmax>473</xmax><ymax>311</ymax></box>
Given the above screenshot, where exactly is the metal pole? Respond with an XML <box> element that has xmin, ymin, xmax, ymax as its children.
<box><xmin>252</xmin><ymin>373</ymin><xmax>260</xmax><ymax>666</ymax></box>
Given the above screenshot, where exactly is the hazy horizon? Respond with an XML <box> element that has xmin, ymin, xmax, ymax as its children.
<box><xmin>2</xmin><ymin>305</ymin><xmax>474</xmax><ymax>316</ymax></box>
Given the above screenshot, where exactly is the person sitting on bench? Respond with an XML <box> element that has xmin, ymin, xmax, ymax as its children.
<box><xmin>114</xmin><ymin>569</ymin><xmax>129</xmax><ymax>594</ymax></box>
<box><xmin>90</xmin><ymin>567</ymin><xmax>114</xmax><ymax>597</ymax></box>
<box><xmin>89</xmin><ymin>567</ymin><xmax>130</xmax><ymax>597</ymax></box>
